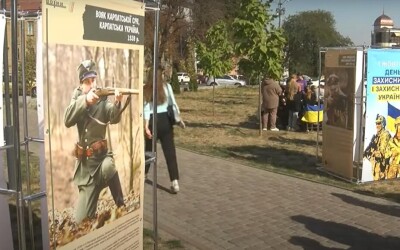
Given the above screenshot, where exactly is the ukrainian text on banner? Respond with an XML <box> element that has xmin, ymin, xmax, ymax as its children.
<box><xmin>42</xmin><ymin>1</ymin><xmax>145</xmax><ymax>249</ymax></box>
<box><xmin>362</xmin><ymin>49</ymin><xmax>400</xmax><ymax>182</ymax></box>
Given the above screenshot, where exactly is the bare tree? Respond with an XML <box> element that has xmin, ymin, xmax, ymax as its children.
<box><xmin>144</xmin><ymin>0</ymin><xmax>240</xmax><ymax>74</ymax></box>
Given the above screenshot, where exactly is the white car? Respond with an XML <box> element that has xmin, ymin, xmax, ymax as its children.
<box><xmin>177</xmin><ymin>72</ymin><xmax>190</xmax><ymax>84</ymax></box>
<box><xmin>311</xmin><ymin>78</ymin><xmax>325</xmax><ymax>87</ymax></box>
<box><xmin>207</xmin><ymin>75</ymin><xmax>246</xmax><ymax>86</ymax></box>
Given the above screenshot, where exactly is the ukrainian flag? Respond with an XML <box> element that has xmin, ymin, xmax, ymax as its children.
<box><xmin>301</xmin><ymin>104</ymin><xmax>324</xmax><ymax>123</ymax></box>
<box><xmin>387</xmin><ymin>102</ymin><xmax>400</xmax><ymax>133</ymax></box>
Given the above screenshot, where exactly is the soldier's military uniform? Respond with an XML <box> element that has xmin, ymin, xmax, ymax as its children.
<box><xmin>64</xmin><ymin>60</ymin><xmax>125</xmax><ymax>223</ymax></box>
<box><xmin>385</xmin><ymin>116</ymin><xmax>400</xmax><ymax>179</ymax></box>
<box><xmin>364</xmin><ymin>115</ymin><xmax>391</xmax><ymax>181</ymax></box>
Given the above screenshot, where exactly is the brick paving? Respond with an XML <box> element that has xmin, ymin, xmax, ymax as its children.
<box><xmin>144</xmin><ymin>147</ymin><xmax>400</xmax><ymax>249</ymax></box>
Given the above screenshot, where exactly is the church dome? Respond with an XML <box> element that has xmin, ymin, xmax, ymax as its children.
<box><xmin>374</xmin><ymin>14</ymin><xmax>394</xmax><ymax>27</ymax></box>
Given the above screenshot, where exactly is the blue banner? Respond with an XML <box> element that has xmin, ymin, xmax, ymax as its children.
<box><xmin>363</xmin><ymin>49</ymin><xmax>400</xmax><ymax>182</ymax></box>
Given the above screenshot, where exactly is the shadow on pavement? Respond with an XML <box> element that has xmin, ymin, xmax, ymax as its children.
<box><xmin>289</xmin><ymin>236</ymin><xmax>341</xmax><ymax>250</ymax></box>
<box><xmin>145</xmin><ymin>179</ymin><xmax>177</xmax><ymax>195</ymax></box>
<box><xmin>291</xmin><ymin>215</ymin><xmax>400</xmax><ymax>250</ymax></box>
<box><xmin>331</xmin><ymin>193</ymin><xmax>400</xmax><ymax>217</ymax></box>
<box><xmin>225</xmin><ymin>145</ymin><xmax>320</xmax><ymax>174</ymax></box>
<box><xmin>268</xmin><ymin>135</ymin><xmax>321</xmax><ymax>147</ymax></box>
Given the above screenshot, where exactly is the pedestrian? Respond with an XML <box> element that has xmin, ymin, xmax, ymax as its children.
<box><xmin>143</xmin><ymin>70</ymin><xmax>185</xmax><ymax>193</ymax></box>
<box><xmin>261</xmin><ymin>75</ymin><xmax>282</xmax><ymax>131</ymax></box>
<box><xmin>304</xmin><ymin>85</ymin><xmax>317</xmax><ymax>106</ymax></box>
<box><xmin>64</xmin><ymin>59</ymin><xmax>126</xmax><ymax>223</ymax></box>
<box><xmin>296</xmin><ymin>73</ymin><xmax>308</xmax><ymax>93</ymax></box>
<box><xmin>277</xmin><ymin>83</ymin><xmax>288</xmax><ymax>129</ymax></box>
<box><xmin>286</xmin><ymin>78</ymin><xmax>302</xmax><ymax>131</ymax></box>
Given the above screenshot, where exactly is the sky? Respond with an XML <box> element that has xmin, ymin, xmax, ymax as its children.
<box><xmin>270</xmin><ymin>0</ymin><xmax>400</xmax><ymax>46</ymax></box>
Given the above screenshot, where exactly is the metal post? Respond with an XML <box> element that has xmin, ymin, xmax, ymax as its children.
<box><xmin>316</xmin><ymin>49</ymin><xmax>324</xmax><ymax>162</ymax></box>
<box><xmin>275</xmin><ymin>0</ymin><xmax>290</xmax><ymax>28</ymax></box>
<box><xmin>278</xmin><ymin>0</ymin><xmax>282</xmax><ymax>28</ymax></box>
<box><xmin>356</xmin><ymin>47</ymin><xmax>367</xmax><ymax>182</ymax></box>
<box><xmin>2</xmin><ymin>0</ymin><xmax>11</xmax><ymax>125</ymax></box>
<box><xmin>20</xmin><ymin>17</ymin><xmax>36</xmax><ymax>248</ymax></box>
<box><xmin>3</xmin><ymin>0</ymin><xmax>16</xmax><ymax>195</ymax></box>
<box><xmin>151</xmin><ymin>1</ymin><xmax>160</xmax><ymax>249</ymax></box>
<box><xmin>11</xmin><ymin>0</ymin><xmax>26</xmax><ymax>249</ymax></box>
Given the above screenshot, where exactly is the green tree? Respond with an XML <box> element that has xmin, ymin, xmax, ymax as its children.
<box><xmin>171</xmin><ymin>68</ymin><xmax>181</xmax><ymax>94</ymax></box>
<box><xmin>232</xmin><ymin>0</ymin><xmax>286</xmax><ymax>81</ymax></box>
<box><xmin>191</xmin><ymin>0</ymin><xmax>241</xmax><ymax>41</ymax></box>
<box><xmin>185</xmin><ymin>38</ymin><xmax>198</xmax><ymax>91</ymax></box>
<box><xmin>282</xmin><ymin>10</ymin><xmax>353</xmax><ymax>77</ymax></box>
<box><xmin>18</xmin><ymin>37</ymin><xmax>36</xmax><ymax>96</ymax></box>
<box><xmin>196</xmin><ymin>21</ymin><xmax>233</xmax><ymax>79</ymax></box>
<box><xmin>232</xmin><ymin>0</ymin><xmax>286</xmax><ymax>133</ymax></box>
<box><xmin>196</xmin><ymin>21</ymin><xmax>233</xmax><ymax>115</ymax></box>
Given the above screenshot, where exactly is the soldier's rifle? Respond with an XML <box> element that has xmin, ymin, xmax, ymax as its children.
<box><xmin>94</xmin><ymin>87</ymin><xmax>139</xmax><ymax>97</ymax></box>
<box><xmin>363</xmin><ymin>134</ymin><xmax>377</xmax><ymax>159</ymax></box>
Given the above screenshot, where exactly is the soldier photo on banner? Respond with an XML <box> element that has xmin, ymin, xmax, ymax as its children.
<box><xmin>64</xmin><ymin>59</ymin><xmax>127</xmax><ymax>223</ymax></box>
<box><xmin>43</xmin><ymin>0</ymin><xmax>145</xmax><ymax>249</ymax></box>
<box><xmin>45</xmin><ymin>45</ymin><xmax>142</xmax><ymax>249</ymax></box>
<box><xmin>363</xmin><ymin>114</ymin><xmax>391</xmax><ymax>180</ymax></box>
<box><xmin>384</xmin><ymin>116</ymin><xmax>400</xmax><ymax>179</ymax></box>
<box><xmin>324</xmin><ymin>68</ymin><xmax>355</xmax><ymax>130</ymax></box>
<box><xmin>363</xmin><ymin>114</ymin><xmax>400</xmax><ymax>180</ymax></box>
<box><xmin>363</xmin><ymin>49</ymin><xmax>400</xmax><ymax>182</ymax></box>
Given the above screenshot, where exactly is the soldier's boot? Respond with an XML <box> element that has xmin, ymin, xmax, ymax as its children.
<box><xmin>109</xmin><ymin>172</ymin><xmax>125</xmax><ymax>207</ymax></box>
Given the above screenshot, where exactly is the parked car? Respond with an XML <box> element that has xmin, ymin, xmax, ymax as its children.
<box><xmin>197</xmin><ymin>74</ymin><xmax>208</xmax><ymax>84</ymax></box>
<box><xmin>177</xmin><ymin>72</ymin><xmax>190</xmax><ymax>84</ymax></box>
<box><xmin>230</xmin><ymin>74</ymin><xmax>245</xmax><ymax>81</ymax></box>
<box><xmin>279</xmin><ymin>77</ymin><xmax>289</xmax><ymax>86</ymax></box>
<box><xmin>206</xmin><ymin>75</ymin><xmax>246</xmax><ymax>86</ymax></box>
<box><xmin>311</xmin><ymin>77</ymin><xmax>325</xmax><ymax>87</ymax></box>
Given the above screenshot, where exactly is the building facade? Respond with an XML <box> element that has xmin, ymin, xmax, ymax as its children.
<box><xmin>371</xmin><ymin>13</ymin><xmax>400</xmax><ymax>48</ymax></box>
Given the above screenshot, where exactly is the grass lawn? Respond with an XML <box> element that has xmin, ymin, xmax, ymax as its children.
<box><xmin>173</xmin><ymin>86</ymin><xmax>400</xmax><ymax>203</ymax></box>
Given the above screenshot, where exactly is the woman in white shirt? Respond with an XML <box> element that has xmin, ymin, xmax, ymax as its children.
<box><xmin>143</xmin><ymin>71</ymin><xmax>184</xmax><ymax>193</ymax></box>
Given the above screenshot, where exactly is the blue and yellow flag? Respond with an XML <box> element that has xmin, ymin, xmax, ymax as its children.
<box><xmin>301</xmin><ymin>104</ymin><xmax>324</xmax><ymax>123</ymax></box>
<box><xmin>387</xmin><ymin>102</ymin><xmax>400</xmax><ymax>133</ymax></box>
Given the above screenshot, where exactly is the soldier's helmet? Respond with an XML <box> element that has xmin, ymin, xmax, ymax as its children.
<box><xmin>395</xmin><ymin>116</ymin><xmax>400</xmax><ymax>127</ymax></box>
<box><xmin>77</xmin><ymin>60</ymin><xmax>97</xmax><ymax>82</ymax></box>
<box><xmin>375</xmin><ymin>114</ymin><xmax>386</xmax><ymax>127</ymax></box>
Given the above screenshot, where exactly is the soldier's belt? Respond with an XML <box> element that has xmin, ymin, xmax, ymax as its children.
<box><xmin>74</xmin><ymin>139</ymin><xmax>108</xmax><ymax>160</ymax></box>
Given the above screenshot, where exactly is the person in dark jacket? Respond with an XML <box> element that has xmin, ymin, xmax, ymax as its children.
<box><xmin>303</xmin><ymin>85</ymin><xmax>318</xmax><ymax>106</ymax></box>
<box><xmin>286</xmin><ymin>78</ymin><xmax>303</xmax><ymax>131</ymax></box>
<box><xmin>261</xmin><ymin>76</ymin><xmax>282</xmax><ymax>131</ymax></box>
<box><xmin>277</xmin><ymin>84</ymin><xmax>288</xmax><ymax>129</ymax></box>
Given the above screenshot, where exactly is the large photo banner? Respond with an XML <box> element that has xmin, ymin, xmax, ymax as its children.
<box><xmin>42</xmin><ymin>0</ymin><xmax>145</xmax><ymax>249</ymax></box>
<box><xmin>322</xmin><ymin>48</ymin><xmax>362</xmax><ymax>180</ymax></box>
<box><xmin>362</xmin><ymin>49</ymin><xmax>400</xmax><ymax>182</ymax></box>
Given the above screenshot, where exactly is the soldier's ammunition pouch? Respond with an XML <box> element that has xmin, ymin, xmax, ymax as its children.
<box><xmin>73</xmin><ymin>139</ymin><xmax>108</xmax><ymax>160</ymax></box>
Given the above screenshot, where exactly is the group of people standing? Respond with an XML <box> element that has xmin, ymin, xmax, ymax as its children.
<box><xmin>261</xmin><ymin>73</ymin><xmax>322</xmax><ymax>131</ymax></box>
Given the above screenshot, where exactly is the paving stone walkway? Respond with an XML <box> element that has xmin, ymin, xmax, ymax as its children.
<box><xmin>144</xmin><ymin>147</ymin><xmax>400</xmax><ymax>249</ymax></box>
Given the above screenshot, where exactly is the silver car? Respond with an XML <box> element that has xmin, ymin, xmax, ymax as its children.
<box><xmin>207</xmin><ymin>75</ymin><xmax>246</xmax><ymax>86</ymax></box>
